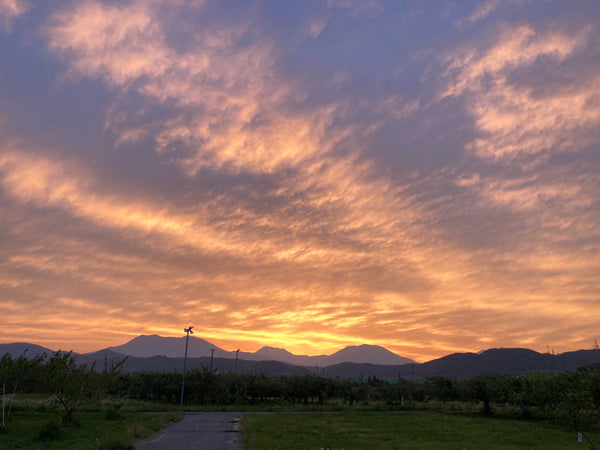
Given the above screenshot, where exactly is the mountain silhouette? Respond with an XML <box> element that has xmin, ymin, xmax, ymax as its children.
<box><xmin>1</xmin><ymin>339</ymin><xmax>598</xmax><ymax>379</ymax></box>
<box><xmin>108</xmin><ymin>334</ymin><xmax>229</xmax><ymax>358</ymax></box>
<box><xmin>327</xmin><ymin>344</ymin><xmax>413</xmax><ymax>365</ymax></box>
<box><xmin>0</xmin><ymin>342</ymin><xmax>54</xmax><ymax>358</ymax></box>
<box><xmin>106</xmin><ymin>335</ymin><xmax>416</xmax><ymax>366</ymax></box>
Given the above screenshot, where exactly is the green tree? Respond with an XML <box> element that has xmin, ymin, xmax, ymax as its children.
<box><xmin>523</xmin><ymin>371</ymin><xmax>563</xmax><ymax>418</ymax></box>
<box><xmin>45</xmin><ymin>352</ymin><xmax>97</xmax><ymax>424</ymax></box>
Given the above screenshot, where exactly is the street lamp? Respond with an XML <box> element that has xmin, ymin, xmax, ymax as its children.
<box><xmin>180</xmin><ymin>326</ymin><xmax>193</xmax><ymax>406</ymax></box>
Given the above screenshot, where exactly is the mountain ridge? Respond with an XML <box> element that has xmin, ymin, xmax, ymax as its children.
<box><xmin>2</xmin><ymin>337</ymin><xmax>598</xmax><ymax>379</ymax></box>
<box><xmin>106</xmin><ymin>334</ymin><xmax>415</xmax><ymax>366</ymax></box>
<box><xmin>2</xmin><ymin>345</ymin><xmax>597</xmax><ymax>381</ymax></box>
<box><xmin>0</xmin><ymin>334</ymin><xmax>415</xmax><ymax>366</ymax></box>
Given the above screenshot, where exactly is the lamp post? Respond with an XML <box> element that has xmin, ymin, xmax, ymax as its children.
<box><xmin>180</xmin><ymin>326</ymin><xmax>193</xmax><ymax>406</ymax></box>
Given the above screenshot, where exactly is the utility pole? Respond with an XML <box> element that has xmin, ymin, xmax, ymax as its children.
<box><xmin>235</xmin><ymin>349</ymin><xmax>239</xmax><ymax>372</ymax></box>
<box><xmin>210</xmin><ymin>348</ymin><xmax>215</xmax><ymax>370</ymax></box>
<box><xmin>180</xmin><ymin>326</ymin><xmax>194</xmax><ymax>406</ymax></box>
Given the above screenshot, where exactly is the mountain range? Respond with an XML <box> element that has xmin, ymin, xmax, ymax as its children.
<box><xmin>107</xmin><ymin>334</ymin><xmax>416</xmax><ymax>366</ymax></box>
<box><xmin>1</xmin><ymin>335</ymin><xmax>598</xmax><ymax>380</ymax></box>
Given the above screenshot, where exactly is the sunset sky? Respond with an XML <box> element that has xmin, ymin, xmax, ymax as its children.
<box><xmin>1</xmin><ymin>0</ymin><xmax>599</xmax><ymax>362</ymax></box>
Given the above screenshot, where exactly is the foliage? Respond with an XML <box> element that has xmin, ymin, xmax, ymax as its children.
<box><xmin>105</xmin><ymin>403</ymin><xmax>124</xmax><ymax>420</ymax></box>
<box><xmin>36</xmin><ymin>418</ymin><xmax>61</xmax><ymax>441</ymax></box>
<box><xmin>1</xmin><ymin>351</ymin><xmax>128</xmax><ymax>425</ymax></box>
<box><xmin>0</xmin><ymin>401</ymin><xmax>181</xmax><ymax>449</ymax></box>
<box><xmin>1</xmin><ymin>350</ymin><xmax>600</xmax><ymax>434</ymax></box>
<box><xmin>44</xmin><ymin>352</ymin><xmax>96</xmax><ymax>424</ymax></box>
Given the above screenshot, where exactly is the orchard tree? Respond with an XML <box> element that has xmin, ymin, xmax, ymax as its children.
<box><xmin>44</xmin><ymin>352</ymin><xmax>112</xmax><ymax>424</ymax></box>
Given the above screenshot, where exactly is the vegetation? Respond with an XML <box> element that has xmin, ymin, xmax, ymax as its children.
<box><xmin>1</xmin><ymin>351</ymin><xmax>599</xmax><ymax>447</ymax></box>
<box><xmin>0</xmin><ymin>397</ymin><xmax>181</xmax><ymax>449</ymax></box>
<box><xmin>1</xmin><ymin>351</ymin><xmax>127</xmax><ymax>425</ymax></box>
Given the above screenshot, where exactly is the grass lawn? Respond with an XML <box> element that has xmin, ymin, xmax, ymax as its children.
<box><xmin>3</xmin><ymin>398</ymin><xmax>598</xmax><ymax>449</ymax></box>
<box><xmin>242</xmin><ymin>411</ymin><xmax>600</xmax><ymax>449</ymax></box>
<box><xmin>0</xmin><ymin>401</ymin><xmax>181</xmax><ymax>449</ymax></box>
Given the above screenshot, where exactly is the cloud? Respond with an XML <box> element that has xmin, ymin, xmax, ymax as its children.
<box><xmin>46</xmin><ymin>0</ymin><xmax>308</xmax><ymax>174</ymax></box>
<box><xmin>1</xmin><ymin>1</ymin><xmax>599</xmax><ymax>361</ymax></box>
<box><xmin>40</xmin><ymin>1</ymin><xmax>438</xmax><ymax>276</ymax></box>
<box><xmin>0</xmin><ymin>134</ymin><xmax>455</xmax><ymax>360</ymax></box>
<box><xmin>46</xmin><ymin>1</ymin><xmax>170</xmax><ymax>84</ymax></box>
<box><xmin>442</xmin><ymin>23</ymin><xmax>598</xmax><ymax>159</ymax></box>
<box><xmin>0</xmin><ymin>0</ymin><xmax>29</xmax><ymax>32</ymax></box>
<box><xmin>45</xmin><ymin>0</ymin><xmax>425</xmax><ymax>179</ymax></box>
<box><xmin>467</xmin><ymin>0</ymin><xmax>502</xmax><ymax>24</ymax></box>
<box><xmin>439</xmin><ymin>19</ymin><xmax>600</xmax><ymax>262</ymax></box>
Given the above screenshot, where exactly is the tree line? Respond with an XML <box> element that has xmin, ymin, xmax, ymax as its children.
<box><xmin>1</xmin><ymin>351</ymin><xmax>599</xmax><ymax>431</ymax></box>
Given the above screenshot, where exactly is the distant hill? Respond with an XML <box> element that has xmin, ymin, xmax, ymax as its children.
<box><xmin>74</xmin><ymin>349</ymin><xmax>311</xmax><ymax>376</ymax></box>
<box><xmin>108</xmin><ymin>334</ymin><xmax>230</xmax><ymax>358</ymax></box>
<box><xmin>327</xmin><ymin>344</ymin><xmax>413</xmax><ymax>365</ymax></box>
<box><xmin>254</xmin><ymin>346</ymin><xmax>307</xmax><ymax>362</ymax></box>
<box><xmin>415</xmin><ymin>348</ymin><xmax>600</xmax><ymax>378</ymax></box>
<box><xmin>0</xmin><ymin>342</ymin><xmax>57</xmax><ymax>358</ymax></box>
<box><xmin>71</xmin><ymin>347</ymin><xmax>600</xmax><ymax>379</ymax></box>
<box><xmin>2</xmin><ymin>338</ymin><xmax>598</xmax><ymax>380</ymax></box>
<box><xmin>105</xmin><ymin>334</ymin><xmax>416</xmax><ymax>366</ymax></box>
<box><xmin>250</xmin><ymin>346</ymin><xmax>326</xmax><ymax>366</ymax></box>
<box><xmin>87</xmin><ymin>341</ymin><xmax>600</xmax><ymax>379</ymax></box>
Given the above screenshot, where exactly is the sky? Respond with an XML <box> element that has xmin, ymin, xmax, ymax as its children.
<box><xmin>0</xmin><ymin>0</ymin><xmax>599</xmax><ymax>363</ymax></box>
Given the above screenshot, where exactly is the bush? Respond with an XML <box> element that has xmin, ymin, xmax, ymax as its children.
<box><xmin>105</xmin><ymin>403</ymin><xmax>123</xmax><ymax>420</ymax></box>
<box><xmin>37</xmin><ymin>419</ymin><xmax>61</xmax><ymax>441</ymax></box>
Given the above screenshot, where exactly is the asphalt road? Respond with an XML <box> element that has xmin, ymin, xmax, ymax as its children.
<box><xmin>136</xmin><ymin>412</ymin><xmax>246</xmax><ymax>450</ymax></box>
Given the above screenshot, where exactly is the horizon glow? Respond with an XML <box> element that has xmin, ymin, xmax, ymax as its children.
<box><xmin>0</xmin><ymin>0</ymin><xmax>599</xmax><ymax>363</ymax></box>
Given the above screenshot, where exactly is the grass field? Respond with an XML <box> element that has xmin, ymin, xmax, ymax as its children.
<box><xmin>2</xmin><ymin>397</ymin><xmax>599</xmax><ymax>449</ymax></box>
<box><xmin>242</xmin><ymin>411</ymin><xmax>600</xmax><ymax>449</ymax></box>
<box><xmin>0</xmin><ymin>399</ymin><xmax>181</xmax><ymax>449</ymax></box>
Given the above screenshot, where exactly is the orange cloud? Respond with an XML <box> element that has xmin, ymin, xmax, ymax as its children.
<box><xmin>443</xmin><ymin>23</ymin><xmax>597</xmax><ymax>159</ymax></box>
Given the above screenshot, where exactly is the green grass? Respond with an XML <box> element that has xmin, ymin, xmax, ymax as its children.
<box><xmin>3</xmin><ymin>396</ymin><xmax>598</xmax><ymax>449</ymax></box>
<box><xmin>242</xmin><ymin>411</ymin><xmax>600</xmax><ymax>449</ymax></box>
<box><xmin>0</xmin><ymin>399</ymin><xmax>182</xmax><ymax>449</ymax></box>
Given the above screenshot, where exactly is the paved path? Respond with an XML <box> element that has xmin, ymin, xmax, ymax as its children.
<box><xmin>136</xmin><ymin>412</ymin><xmax>246</xmax><ymax>450</ymax></box>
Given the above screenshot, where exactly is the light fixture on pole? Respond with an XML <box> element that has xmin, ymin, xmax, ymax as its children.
<box><xmin>180</xmin><ymin>326</ymin><xmax>193</xmax><ymax>406</ymax></box>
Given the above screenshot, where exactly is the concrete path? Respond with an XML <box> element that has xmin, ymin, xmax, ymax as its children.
<box><xmin>136</xmin><ymin>412</ymin><xmax>246</xmax><ymax>450</ymax></box>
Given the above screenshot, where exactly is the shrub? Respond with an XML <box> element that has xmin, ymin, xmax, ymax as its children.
<box><xmin>37</xmin><ymin>419</ymin><xmax>61</xmax><ymax>441</ymax></box>
<box><xmin>105</xmin><ymin>403</ymin><xmax>123</xmax><ymax>420</ymax></box>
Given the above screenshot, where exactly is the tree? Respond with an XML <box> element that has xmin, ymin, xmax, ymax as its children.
<box><xmin>45</xmin><ymin>352</ymin><xmax>97</xmax><ymax>424</ymax></box>
<box><xmin>523</xmin><ymin>370</ymin><xmax>563</xmax><ymax>418</ymax></box>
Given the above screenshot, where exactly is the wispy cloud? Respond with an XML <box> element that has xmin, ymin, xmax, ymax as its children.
<box><xmin>443</xmin><ymin>23</ymin><xmax>597</xmax><ymax>159</ymax></box>
<box><xmin>0</xmin><ymin>0</ymin><xmax>29</xmax><ymax>32</ymax></box>
<box><xmin>468</xmin><ymin>0</ymin><xmax>502</xmax><ymax>23</ymax></box>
